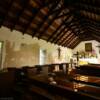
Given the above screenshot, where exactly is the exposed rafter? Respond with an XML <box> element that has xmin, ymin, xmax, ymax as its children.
<box><xmin>0</xmin><ymin>0</ymin><xmax>100</xmax><ymax>49</ymax></box>
<box><xmin>32</xmin><ymin>0</ymin><xmax>61</xmax><ymax>37</ymax></box>
<box><xmin>47</xmin><ymin>13</ymin><xmax>73</xmax><ymax>41</ymax></box>
<box><xmin>58</xmin><ymin>31</ymin><xmax>72</xmax><ymax>45</ymax></box>
<box><xmin>67</xmin><ymin>36</ymin><xmax>78</xmax><ymax>47</ymax></box>
<box><xmin>0</xmin><ymin>0</ymin><xmax>14</xmax><ymax>27</ymax></box>
<box><xmin>71</xmin><ymin>39</ymin><xmax>81</xmax><ymax>49</ymax></box>
<box><xmin>47</xmin><ymin>21</ymin><xmax>65</xmax><ymax>42</ymax></box>
<box><xmin>62</xmin><ymin>33</ymin><xmax>75</xmax><ymax>46</ymax></box>
<box><xmin>22</xmin><ymin>7</ymin><xmax>40</xmax><ymax>34</ymax></box>
<box><xmin>10</xmin><ymin>0</ymin><xmax>29</xmax><ymax>31</ymax></box>
<box><xmin>54</xmin><ymin>19</ymin><xmax>80</xmax><ymax>44</ymax></box>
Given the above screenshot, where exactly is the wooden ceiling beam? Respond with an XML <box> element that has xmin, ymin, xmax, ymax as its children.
<box><xmin>38</xmin><ymin>10</ymin><xmax>66</xmax><ymax>38</ymax></box>
<box><xmin>76</xmin><ymin>0</ymin><xmax>100</xmax><ymax>8</ymax></box>
<box><xmin>68</xmin><ymin>40</ymin><xmax>78</xmax><ymax>48</ymax></box>
<box><xmin>50</xmin><ymin>6</ymin><xmax>65</xmax><ymax>15</ymax></box>
<box><xmin>54</xmin><ymin>28</ymin><xmax>69</xmax><ymax>44</ymax></box>
<box><xmin>79</xmin><ymin>11</ymin><xmax>100</xmax><ymax>23</ymax></box>
<box><xmin>23</xmin><ymin>0</ymin><xmax>61</xmax><ymax>34</ymax></box>
<box><xmin>82</xmin><ymin>22</ymin><xmax>100</xmax><ymax>34</ymax></box>
<box><xmin>64</xmin><ymin>35</ymin><xmax>76</xmax><ymax>46</ymax></box>
<box><xmin>72</xmin><ymin>13</ymin><xmax>88</xmax><ymax>36</ymax></box>
<box><xmin>71</xmin><ymin>39</ymin><xmax>81</xmax><ymax>49</ymax></box>
<box><xmin>80</xmin><ymin>18</ymin><xmax>100</xmax><ymax>27</ymax></box>
<box><xmin>47</xmin><ymin>22</ymin><xmax>65</xmax><ymax>42</ymax></box>
<box><xmin>54</xmin><ymin>17</ymin><xmax>81</xmax><ymax>44</ymax></box>
<box><xmin>59</xmin><ymin>23</ymin><xmax>82</xmax><ymax>46</ymax></box>
<box><xmin>54</xmin><ymin>22</ymin><xmax>78</xmax><ymax>44</ymax></box>
<box><xmin>69</xmin><ymin>25</ymin><xmax>81</xmax><ymax>36</ymax></box>
<box><xmin>0</xmin><ymin>0</ymin><xmax>14</xmax><ymax>27</ymax></box>
<box><xmin>66</xmin><ymin>36</ymin><xmax>78</xmax><ymax>47</ymax></box>
<box><xmin>58</xmin><ymin>31</ymin><xmax>72</xmax><ymax>45</ymax></box>
<box><xmin>88</xmin><ymin>27</ymin><xmax>100</xmax><ymax>35</ymax></box>
<box><xmin>53</xmin><ymin>28</ymin><xmax>67</xmax><ymax>44</ymax></box>
<box><xmin>81</xmin><ymin>23</ymin><xmax>100</xmax><ymax>36</ymax></box>
<box><xmin>33</xmin><ymin>0</ymin><xmax>44</xmax><ymax>7</ymax></box>
<box><xmin>58</xmin><ymin>25</ymin><xmax>78</xmax><ymax>45</ymax></box>
<box><xmin>75</xmin><ymin>2</ymin><xmax>100</xmax><ymax>15</ymax></box>
<box><xmin>38</xmin><ymin>1</ymin><xmax>76</xmax><ymax>39</ymax></box>
<box><xmin>10</xmin><ymin>0</ymin><xmax>29</xmax><ymax>31</ymax></box>
<box><xmin>55</xmin><ymin>12</ymin><xmax>70</xmax><ymax>20</ymax></box>
<box><xmin>91</xmin><ymin>33</ymin><xmax>100</xmax><ymax>42</ymax></box>
<box><xmin>61</xmin><ymin>33</ymin><xmax>75</xmax><ymax>46</ymax></box>
<box><xmin>33</xmin><ymin>0</ymin><xmax>56</xmax><ymax>8</ymax></box>
<box><xmin>51</xmin><ymin>26</ymin><xmax>67</xmax><ymax>43</ymax></box>
<box><xmin>47</xmin><ymin>14</ymin><xmax>72</xmax><ymax>41</ymax></box>
<box><xmin>32</xmin><ymin>0</ymin><xmax>61</xmax><ymax>37</ymax></box>
<box><xmin>37</xmin><ymin>11</ymin><xmax>60</xmax><ymax>39</ymax></box>
<box><xmin>22</xmin><ymin>7</ymin><xmax>41</xmax><ymax>34</ymax></box>
<box><xmin>87</xmin><ymin>29</ymin><xmax>100</xmax><ymax>37</ymax></box>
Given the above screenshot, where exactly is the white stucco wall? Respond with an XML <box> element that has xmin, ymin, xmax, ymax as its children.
<box><xmin>0</xmin><ymin>27</ymin><xmax>72</xmax><ymax>68</ymax></box>
<box><xmin>73</xmin><ymin>40</ymin><xmax>100</xmax><ymax>63</ymax></box>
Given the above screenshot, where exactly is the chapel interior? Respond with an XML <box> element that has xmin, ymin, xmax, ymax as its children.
<box><xmin>0</xmin><ymin>0</ymin><xmax>100</xmax><ymax>100</ymax></box>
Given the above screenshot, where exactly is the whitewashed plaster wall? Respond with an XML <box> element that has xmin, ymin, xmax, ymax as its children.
<box><xmin>73</xmin><ymin>40</ymin><xmax>100</xmax><ymax>63</ymax></box>
<box><xmin>0</xmin><ymin>27</ymin><xmax>72</xmax><ymax>68</ymax></box>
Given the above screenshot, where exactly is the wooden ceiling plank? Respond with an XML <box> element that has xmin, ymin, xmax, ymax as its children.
<box><xmin>69</xmin><ymin>38</ymin><xmax>79</xmax><ymax>48</ymax></box>
<box><xmin>32</xmin><ymin>0</ymin><xmax>61</xmax><ymax>37</ymax></box>
<box><xmin>10</xmin><ymin>0</ymin><xmax>29</xmax><ymax>31</ymax></box>
<box><xmin>62</xmin><ymin>36</ymin><xmax>74</xmax><ymax>47</ymax></box>
<box><xmin>91</xmin><ymin>33</ymin><xmax>100</xmax><ymax>42</ymax></box>
<box><xmin>38</xmin><ymin>10</ymin><xmax>62</xmax><ymax>39</ymax></box>
<box><xmin>0</xmin><ymin>0</ymin><xmax>14</xmax><ymax>27</ymax></box>
<box><xmin>62</xmin><ymin>33</ymin><xmax>75</xmax><ymax>46</ymax></box>
<box><xmin>54</xmin><ymin>22</ymin><xmax>77</xmax><ymax>43</ymax></box>
<box><xmin>64</xmin><ymin>35</ymin><xmax>76</xmax><ymax>46</ymax></box>
<box><xmin>71</xmin><ymin>39</ymin><xmax>81</xmax><ymax>49</ymax></box>
<box><xmin>22</xmin><ymin>7</ymin><xmax>40</xmax><ymax>34</ymax></box>
<box><xmin>38</xmin><ymin>11</ymin><xmax>66</xmax><ymax>38</ymax></box>
<box><xmin>81</xmin><ymin>17</ymin><xmax>100</xmax><ymax>27</ymax></box>
<box><xmin>76</xmin><ymin>2</ymin><xmax>100</xmax><ymax>16</ymax></box>
<box><xmin>47</xmin><ymin>21</ymin><xmax>65</xmax><ymax>42</ymax></box>
<box><xmin>23</xmin><ymin>0</ymin><xmax>61</xmax><ymax>34</ymax></box>
<box><xmin>50</xmin><ymin>6</ymin><xmax>65</xmax><ymax>15</ymax></box>
<box><xmin>84</xmin><ymin>23</ymin><xmax>100</xmax><ymax>33</ymax></box>
<box><xmin>51</xmin><ymin>26</ymin><xmax>66</xmax><ymax>43</ymax></box>
<box><xmin>80</xmin><ymin>11</ymin><xmax>100</xmax><ymax>23</ymax></box>
<box><xmin>47</xmin><ymin>14</ymin><xmax>72</xmax><ymax>41</ymax></box>
<box><xmin>66</xmin><ymin>36</ymin><xmax>78</xmax><ymax>47</ymax></box>
<box><xmin>58</xmin><ymin>31</ymin><xmax>72</xmax><ymax>45</ymax></box>
<box><xmin>77</xmin><ymin>0</ymin><xmax>100</xmax><ymax>8</ymax></box>
<box><xmin>55</xmin><ymin>12</ymin><xmax>70</xmax><ymax>20</ymax></box>
<box><xmin>54</xmin><ymin>28</ymin><xmax>68</xmax><ymax>44</ymax></box>
<box><xmin>88</xmin><ymin>29</ymin><xmax>100</xmax><ymax>37</ymax></box>
<box><xmin>60</xmin><ymin>23</ymin><xmax>81</xmax><ymax>46</ymax></box>
<box><xmin>83</xmin><ymin>24</ymin><xmax>100</xmax><ymax>36</ymax></box>
<box><xmin>54</xmin><ymin>18</ymin><xmax>79</xmax><ymax>44</ymax></box>
<box><xmin>23</xmin><ymin>1</ymin><xmax>60</xmax><ymax>34</ymax></box>
<box><xmin>58</xmin><ymin>24</ymin><xmax>78</xmax><ymax>45</ymax></box>
<box><xmin>53</xmin><ymin>27</ymin><xmax>66</xmax><ymax>44</ymax></box>
<box><xmin>73</xmin><ymin>14</ymin><xmax>88</xmax><ymax>38</ymax></box>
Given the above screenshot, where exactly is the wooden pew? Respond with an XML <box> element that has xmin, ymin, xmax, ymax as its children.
<box><xmin>0</xmin><ymin>68</ymin><xmax>16</xmax><ymax>97</ymax></box>
<box><xmin>13</xmin><ymin>64</ymin><xmax>100</xmax><ymax>100</ymax></box>
<box><xmin>27</xmin><ymin>76</ymin><xmax>99</xmax><ymax>100</ymax></box>
<box><xmin>69</xmin><ymin>64</ymin><xmax>100</xmax><ymax>99</ymax></box>
<box><xmin>75</xmin><ymin>65</ymin><xmax>100</xmax><ymax>77</ymax></box>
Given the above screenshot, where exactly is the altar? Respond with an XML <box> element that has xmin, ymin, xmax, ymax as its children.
<box><xmin>79</xmin><ymin>57</ymin><xmax>99</xmax><ymax>65</ymax></box>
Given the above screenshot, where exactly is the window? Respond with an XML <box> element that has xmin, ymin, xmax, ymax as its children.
<box><xmin>39</xmin><ymin>49</ymin><xmax>46</xmax><ymax>65</ymax></box>
<box><xmin>0</xmin><ymin>41</ymin><xmax>3</xmax><ymax>69</ymax></box>
<box><xmin>85</xmin><ymin>43</ymin><xmax>92</xmax><ymax>52</ymax></box>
